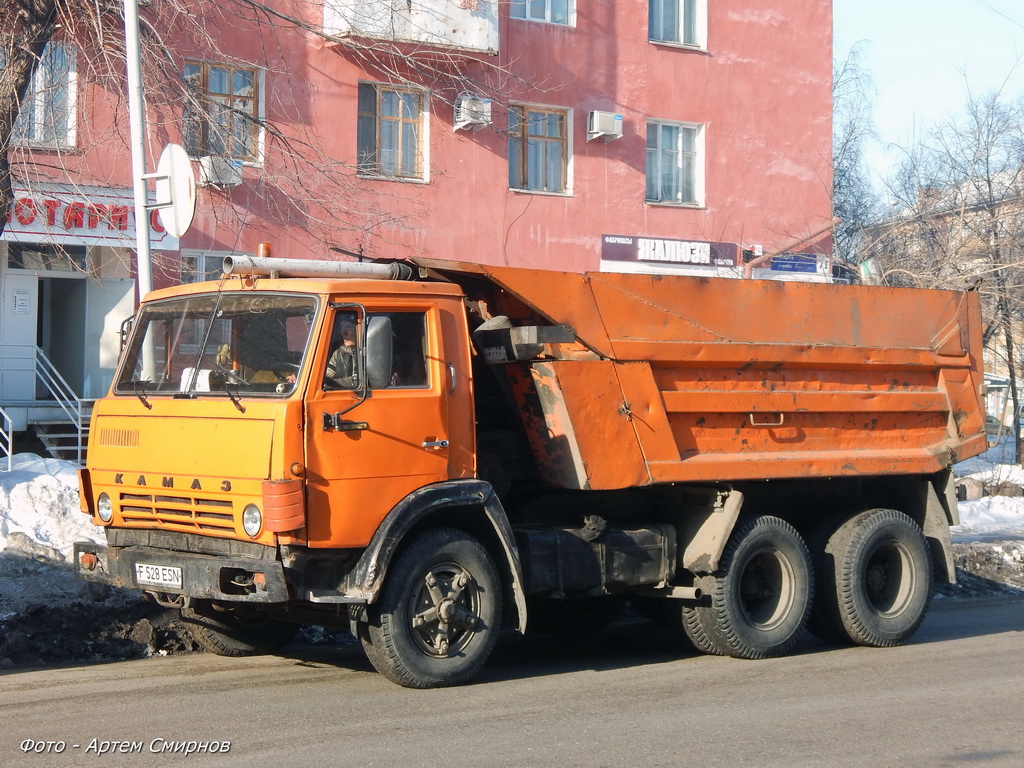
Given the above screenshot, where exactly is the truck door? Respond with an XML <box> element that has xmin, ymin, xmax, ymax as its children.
<box><xmin>303</xmin><ymin>307</ymin><xmax>452</xmax><ymax>548</ymax></box>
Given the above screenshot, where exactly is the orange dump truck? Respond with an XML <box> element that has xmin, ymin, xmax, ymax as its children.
<box><xmin>75</xmin><ymin>252</ymin><xmax>986</xmax><ymax>687</ymax></box>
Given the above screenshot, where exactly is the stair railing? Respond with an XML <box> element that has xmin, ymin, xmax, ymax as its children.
<box><xmin>33</xmin><ymin>347</ymin><xmax>87</xmax><ymax>465</ymax></box>
<box><xmin>0</xmin><ymin>406</ymin><xmax>11</xmax><ymax>472</ymax></box>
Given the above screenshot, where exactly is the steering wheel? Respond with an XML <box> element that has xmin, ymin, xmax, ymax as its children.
<box><xmin>272</xmin><ymin>362</ymin><xmax>300</xmax><ymax>382</ymax></box>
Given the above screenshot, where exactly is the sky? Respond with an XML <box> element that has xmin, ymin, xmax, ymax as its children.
<box><xmin>833</xmin><ymin>0</ymin><xmax>1024</xmax><ymax>185</ymax></box>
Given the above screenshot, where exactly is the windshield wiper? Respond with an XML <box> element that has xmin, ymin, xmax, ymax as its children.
<box><xmin>133</xmin><ymin>381</ymin><xmax>153</xmax><ymax>410</ymax></box>
<box><xmin>224</xmin><ymin>382</ymin><xmax>246</xmax><ymax>413</ymax></box>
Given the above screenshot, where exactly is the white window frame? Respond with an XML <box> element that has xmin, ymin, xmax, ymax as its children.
<box><xmin>10</xmin><ymin>42</ymin><xmax>77</xmax><ymax>149</ymax></box>
<box><xmin>649</xmin><ymin>0</ymin><xmax>707</xmax><ymax>50</ymax></box>
<box><xmin>356</xmin><ymin>82</ymin><xmax>429</xmax><ymax>182</ymax></box>
<box><xmin>509</xmin><ymin>0</ymin><xmax>574</xmax><ymax>26</ymax></box>
<box><xmin>646</xmin><ymin>119</ymin><xmax>705</xmax><ymax>207</ymax></box>
<box><xmin>508</xmin><ymin>104</ymin><xmax>573</xmax><ymax>195</ymax></box>
<box><xmin>180</xmin><ymin>250</ymin><xmax>235</xmax><ymax>284</ymax></box>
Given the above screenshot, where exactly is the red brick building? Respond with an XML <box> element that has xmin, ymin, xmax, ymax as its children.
<box><xmin>0</xmin><ymin>1</ymin><xmax>833</xmax><ymax>443</ymax></box>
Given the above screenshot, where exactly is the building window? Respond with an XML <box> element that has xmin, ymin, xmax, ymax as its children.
<box><xmin>646</xmin><ymin>120</ymin><xmax>703</xmax><ymax>205</ymax></box>
<box><xmin>180</xmin><ymin>251</ymin><xmax>231</xmax><ymax>284</ymax></box>
<box><xmin>508</xmin><ymin>106</ymin><xmax>568</xmax><ymax>193</ymax></box>
<box><xmin>7</xmin><ymin>243</ymin><xmax>86</xmax><ymax>272</ymax></box>
<box><xmin>183</xmin><ymin>61</ymin><xmax>260</xmax><ymax>160</ymax></box>
<box><xmin>510</xmin><ymin>0</ymin><xmax>572</xmax><ymax>25</ymax></box>
<box><xmin>649</xmin><ymin>0</ymin><xmax>706</xmax><ymax>48</ymax></box>
<box><xmin>357</xmin><ymin>83</ymin><xmax>425</xmax><ymax>179</ymax></box>
<box><xmin>9</xmin><ymin>42</ymin><xmax>76</xmax><ymax>148</ymax></box>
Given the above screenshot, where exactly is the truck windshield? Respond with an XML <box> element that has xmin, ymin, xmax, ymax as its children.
<box><xmin>114</xmin><ymin>293</ymin><xmax>319</xmax><ymax>398</ymax></box>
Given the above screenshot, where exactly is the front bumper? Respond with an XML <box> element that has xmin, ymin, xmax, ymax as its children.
<box><xmin>73</xmin><ymin>541</ymin><xmax>290</xmax><ymax>603</ymax></box>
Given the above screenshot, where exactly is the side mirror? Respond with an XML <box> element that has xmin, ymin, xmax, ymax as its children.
<box><xmin>119</xmin><ymin>315</ymin><xmax>135</xmax><ymax>352</ymax></box>
<box><xmin>365</xmin><ymin>316</ymin><xmax>393</xmax><ymax>389</ymax></box>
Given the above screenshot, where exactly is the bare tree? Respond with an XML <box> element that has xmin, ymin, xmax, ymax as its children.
<box><xmin>831</xmin><ymin>45</ymin><xmax>880</xmax><ymax>268</ymax></box>
<box><xmin>1</xmin><ymin>0</ymin><xmax>59</xmax><ymax>236</ymax></box>
<box><xmin>868</xmin><ymin>84</ymin><xmax>1024</xmax><ymax>463</ymax></box>
<box><xmin>1</xmin><ymin>1</ymin><xmax>539</xmax><ymax>263</ymax></box>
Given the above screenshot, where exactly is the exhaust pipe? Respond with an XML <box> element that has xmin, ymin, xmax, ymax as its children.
<box><xmin>223</xmin><ymin>245</ymin><xmax>416</xmax><ymax>280</ymax></box>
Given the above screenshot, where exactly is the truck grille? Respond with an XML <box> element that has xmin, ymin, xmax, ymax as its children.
<box><xmin>119</xmin><ymin>492</ymin><xmax>236</xmax><ymax>534</ymax></box>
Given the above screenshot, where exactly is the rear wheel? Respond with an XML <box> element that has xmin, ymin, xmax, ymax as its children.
<box><xmin>360</xmin><ymin>528</ymin><xmax>502</xmax><ymax>688</ymax></box>
<box><xmin>182</xmin><ymin>601</ymin><xmax>296</xmax><ymax>657</ymax></box>
<box><xmin>823</xmin><ymin>509</ymin><xmax>932</xmax><ymax>647</ymax></box>
<box><xmin>703</xmin><ymin>516</ymin><xmax>813</xmax><ymax>659</ymax></box>
<box><xmin>681</xmin><ymin>604</ymin><xmax>724</xmax><ymax>655</ymax></box>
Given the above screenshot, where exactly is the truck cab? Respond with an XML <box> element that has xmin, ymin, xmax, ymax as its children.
<box><xmin>77</xmin><ymin>256</ymin><xmax>521</xmax><ymax>687</ymax></box>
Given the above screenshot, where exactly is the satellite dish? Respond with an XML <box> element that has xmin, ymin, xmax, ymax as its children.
<box><xmin>145</xmin><ymin>143</ymin><xmax>196</xmax><ymax>238</ymax></box>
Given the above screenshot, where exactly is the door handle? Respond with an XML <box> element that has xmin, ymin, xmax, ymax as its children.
<box><xmin>447</xmin><ymin>362</ymin><xmax>456</xmax><ymax>395</ymax></box>
<box><xmin>421</xmin><ymin>440</ymin><xmax>450</xmax><ymax>449</ymax></box>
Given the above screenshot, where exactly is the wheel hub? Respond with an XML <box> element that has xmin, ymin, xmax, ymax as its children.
<box><xmin>408</xmin><ymin>563</ymin><xmax>481</xmax><ymax>658</ymax></box>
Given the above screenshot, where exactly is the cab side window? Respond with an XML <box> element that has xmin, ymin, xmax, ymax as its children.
<box><xmin>387</xmin><ymin>312</ymin><xmax>428</xmax><ymax>388</ymax></box>
<box><xmin>323</xmin><ymin>311</ymin><xmax>359</xmax><ymax>390</ymax></box>
<box><xmin>322</xmin><ymin>310</ymin><xmax>429</xmax><ymax>391</ymax></box>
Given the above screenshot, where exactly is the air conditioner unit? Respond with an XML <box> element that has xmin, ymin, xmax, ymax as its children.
<box><xmin>587</xmin><ymin>110</ymin><xmax>623</xmax><ymax>142</ymax></box>
<box><xmin>454</xmin><ymin>92</ymin><xmax>492</xmax><ymax>131</ymax></box>
<box><xmin>198</xmin><ymin>156</ymin><xmax>243</xmax><ymax>188</ymax></box>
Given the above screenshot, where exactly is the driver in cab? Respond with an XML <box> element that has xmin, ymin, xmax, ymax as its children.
<box><xmin>325</xmin><ymin>312</ymin><xmax>359</xmax><ymax>389</ymax></box>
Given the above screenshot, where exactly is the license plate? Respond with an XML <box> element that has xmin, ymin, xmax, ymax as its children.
<box><xmin>135</xmin><ymin>562</ymin><xmax>183</xmax><ymax>589</ymax></box>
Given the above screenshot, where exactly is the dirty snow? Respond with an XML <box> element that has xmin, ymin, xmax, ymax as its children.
<box><xmin>0</xmin><ymin>454</ymin><xmax>103</xmax><ymax>562</ymax></box>
<box><xmin>952</xmin><ymin>435</ymin><xmax>1024</xmax><ymax>540</ymax></box>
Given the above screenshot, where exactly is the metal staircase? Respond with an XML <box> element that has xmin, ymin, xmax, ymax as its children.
<box><xmin>29</xmin><ymin>347</ymin><xmax>91</xmax><ymax>464</ymax></box>
<box><xmin>0</xmin><ymin>345</ymin><xmax>91</xmax><ymax>467</ymax></box>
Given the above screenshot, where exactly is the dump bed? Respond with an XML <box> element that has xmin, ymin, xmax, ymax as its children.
<box><xmin>418</xmin><ymin>259</ymin><xmax>987</xmax><ymax>491</ymax></box>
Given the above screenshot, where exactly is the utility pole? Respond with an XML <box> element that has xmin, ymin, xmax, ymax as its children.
<box><xmin>124</xmin><ymin>0</ymin><xmax>152</xmax><ymax>301</ymax></box>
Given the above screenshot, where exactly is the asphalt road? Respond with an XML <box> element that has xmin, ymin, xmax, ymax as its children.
<box><xmin>1</xmin><ymin>597</ymin><xmax>1022</xmax><ymax>768</ymax></box>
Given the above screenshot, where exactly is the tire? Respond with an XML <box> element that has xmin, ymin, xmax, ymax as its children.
<box><xmin>182</xmin><ymin>601</ymin><xmax>297</xmax><ymax>657</ymax></box>
<box><xmin>703</xmin><ymin>516</ymin><xmax>813</xmax><ymax>659</ymax></box>
<box><xmin>681</xmin><ymin>604</ymin><xmax>724</xmax><ymax>655</ymax></box>
<box><xmin>629</xmin><ymin>596</ymin><xmax>712</xmax><ymax>654</ymax></box>
<box><xmin>827</xmin><ymin>509</ymin><xmax>932</xmax><ymax>647</ymax></box>
<box><xmin>360</xmin><ymin>528</ymin><xmax>503</xmax><ymax>688</ymax></box>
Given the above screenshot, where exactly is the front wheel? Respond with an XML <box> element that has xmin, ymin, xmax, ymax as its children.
<box><xmin>181</xmin><ymin>601</ymin><xmax>296</xmax><ymax>657</ymax></box>
<box><xmin>703</xmin><ymin>516</ymin><xmax>813</xmax><ymax>659</ymax></box>
<box><xmin>360</xmin><ymin>528</ymin><xmax>503</xmax><ymax>688</ymax></box>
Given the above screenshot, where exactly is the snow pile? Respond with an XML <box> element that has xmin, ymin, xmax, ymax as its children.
<box><xmin>952</xmin><ymin>436</ymin><xmax>1024</xmax><ymax>540</ymax></box>
<box><xmin>0</xmin><ymin>454</ymin><xmax>103</xmax><ymax>561</ymax></box>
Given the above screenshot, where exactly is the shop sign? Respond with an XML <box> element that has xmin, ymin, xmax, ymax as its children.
<box><xmin>1</xmin><ymin>183</ymin><xmax>178</xmax><ymax>250</ymax></box>
<box><xmin>601</xmin><ymin>234</ymin><xmax>739</xmax><ymax>271</ymax></box>
<box><xmin>770</xmin><ymin>253</ymin><xmax>829</xmax><ymax>274</ymax></box>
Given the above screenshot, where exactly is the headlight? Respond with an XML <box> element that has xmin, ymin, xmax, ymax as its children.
<box><xmin>242</xmin><ymin>504</ymin><xmax>263</xmax><ymax>538</ymax></box>
<box><xmin>97</xmin><ymin>493</ymin><xmax>114</xmax><ymax>523</ymax></box>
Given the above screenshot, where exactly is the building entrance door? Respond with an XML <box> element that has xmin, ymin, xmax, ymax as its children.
<box><xmin>0</xmin><ymin>272</ymin><xmax>40</xmax><ymax>402</ymax></box>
